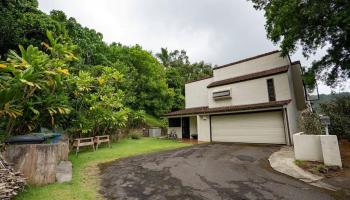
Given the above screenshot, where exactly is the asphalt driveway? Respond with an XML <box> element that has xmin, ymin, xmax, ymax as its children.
<box><xmin>99</xmin><ymin>143</ymin><xmax>335</xmax><ymax>200</ymax></box>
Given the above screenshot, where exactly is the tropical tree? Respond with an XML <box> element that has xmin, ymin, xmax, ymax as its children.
<box><xmin>0</xmin><ymin>0</ymin><xmax>65</xmax><ymax>58</ymax></box>
<box><xmin>249</xmin><ymin>0</ymin><xmax>350</xmax><ymax>87</ymax></box>
<box><xmin>156</xmin><ymin>48</ymin><xmax>213</xmax><ymax>110</ymax></box>
<box><xmin>0</xmin><ymin>31</ymin><xmax>76</xmax><ymax>136</ymax></box>
<box><xmin>66</xmin><ymin>65</ymin><xmax>128</xmax><ymax>136</ymax></box>
<box><xmin>105</xmin><ymin>44</ymin><xmax>175</xmax><ymax>116</ymax></box>
<box><xmin>320</xmin><ymin>94</ymin><xmax>350</xmax><ymax>140</ymax></box>
<box><xmin>155</xmin><ymin>48</ymin><xmax>172</xmax><ymax>68</ymax></box>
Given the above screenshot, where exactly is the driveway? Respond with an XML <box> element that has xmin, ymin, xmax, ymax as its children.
<box><xmin>99</xmin><ymin>143</ymin><xmax>335</xmax><ymax>200</ymax></box>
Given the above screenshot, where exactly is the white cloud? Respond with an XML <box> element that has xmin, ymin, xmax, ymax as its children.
<box><xmin>38</xmin><ymin>0</ymin><xmax>349</xmax><ymax>94</ymax></box>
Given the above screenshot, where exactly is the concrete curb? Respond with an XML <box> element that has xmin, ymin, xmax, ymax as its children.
<box><xmin>268</xmin><ymin>147</ymin><xmax>338</xmax><ymax>191</ymax></box>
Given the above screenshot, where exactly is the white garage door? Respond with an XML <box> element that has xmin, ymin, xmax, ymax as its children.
<box><xmin>211</xmin><ymin>111</ymin><xmax>286</xmax><ymax>144</ymax></box>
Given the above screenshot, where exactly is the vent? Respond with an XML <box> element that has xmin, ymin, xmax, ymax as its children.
<box><xmin>213</xmin><ymin>89</ymin><xmax>231</xmax><ymax>100</ymax></box>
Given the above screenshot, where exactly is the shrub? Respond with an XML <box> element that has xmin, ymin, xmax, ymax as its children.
<box><xmin>127</xmin><ymin>110</ymin><xmax>146</xmax><ymax>128</ymax></box>
<box><xmin>129</xmin><ymin>132</ymin><xmax>141</xmax><ymax>140</ymax></box>
<box><xmin>299</xmin><ymin>109</ymin><xmax>324</xmax><ymax>135</ymax></box>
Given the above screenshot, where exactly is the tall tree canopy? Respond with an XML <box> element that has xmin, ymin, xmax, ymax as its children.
<box><xmin>249</xmin><ymin>0</ymin><xmax>350</xmax><ymax>87</ymax></box>
<box><xmin>156</xmin><ymin>48</ymin><xmax>213</xmax><ymax>110</ymax></box>
<box><xmin>0</xmin><ymin>0</ymin><xmax>214</xmax><ymax>137</ymax></box>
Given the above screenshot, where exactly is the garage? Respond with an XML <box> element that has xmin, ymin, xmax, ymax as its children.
<box><xmin>211</xmin><ymin>111</ymin><xmax>286</xmax><ymax>144</ymax></box>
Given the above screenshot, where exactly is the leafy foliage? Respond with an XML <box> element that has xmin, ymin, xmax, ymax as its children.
<box><xmin>0</xmin><ymin>1</ymin><xmax>213</xmax><ymax>138</ymax></box>
<box><xmin>66</xmin><ymin>65</ymin><xmax>128</xmax><ymax>136</ymax></box>
<box><xmin>105</xmin><ymin>44</ymin><xmax>175</xmax><ymax>116</ymax></box>
<box><xmin>310</xmin><ymin>92</ymin><xmax>350</xmax><ymax>111</ymax></box>
<box><xmin>299</xmin><ymin>109</ymin><xmax>324</xmax><ymax>135</ymax></box>
<box><xmin>156</xmin><ymin>48</ymin><xmax>213</xmax><ymax>110</ymax></box>
<box><xmin>0</xmin><ymin>31</ymin><xmax>74</xmax><ymax>135</ymax></box>
<box><xmin>129</xmin><ymin>132</ymin><xmax>141</xmax><ymax>140</ymax></box>
<box><xmin>249</xmin><ymin>0</ymin><xmax>350</xmax><ymax>87</ymax></box>
<box><xmin>0</xmin><ymin>0</ymin><xmax>65</xmax><ymax>58</ymax></box>
<box><xmin>320</xmin><ymin>94</ymin><xmax>350</xmax><ymax>140</ymax></box>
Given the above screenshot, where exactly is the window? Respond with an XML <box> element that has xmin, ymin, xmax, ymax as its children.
<box><xmin>213</xmin><ymin>89</ymin><xmax>231</xmax><ymax>100</ymax></box>
<box><xmin>168</xmin><ymin>118</ymin><xmax>181</xmax><ymax>127</ymax></box>
<box><xmin>267</xmin><ymin>79</ymin><xmax>276</xmax><ymax>101</ymax></box>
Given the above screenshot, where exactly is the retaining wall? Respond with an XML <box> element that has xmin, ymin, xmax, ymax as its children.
<box><xmin>2</xmin><ymin>141</ymin><xmax>69</xmax><ymax>185</ymax></box>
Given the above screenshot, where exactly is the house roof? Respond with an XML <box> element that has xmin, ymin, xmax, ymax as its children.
<box><xmin>291</xmin><ymin>60</ymin><xmax>301</xmax><ymax>65</ymax></box>
<box><xmin>207</xmin><ymin>65</ymin><xmax>289</xmax><ymax>88</ymax></box>
<box><xmin>213</xmin><ymin>50</ymin><xmax>281</xmax><ymax>70</ymax></box>
<box><xmin>163</xmin><ymin>100</ymin><xmax>291</xmax><ymax>117</ymax></box>
<box><xmin>186</xmin><ymin>76</ymin><xmax>213</xmax><ymax>84</ymax></box>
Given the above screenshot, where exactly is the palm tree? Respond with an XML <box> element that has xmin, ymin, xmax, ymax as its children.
<box><xmin>155</xmin><ymin>48</ymin><xmax>171</xmax><ymax>68</ymax></box>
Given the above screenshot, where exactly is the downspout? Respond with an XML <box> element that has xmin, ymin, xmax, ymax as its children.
<box><xmin>283</xmin><ymin>107</ymin><xmax>292</xmax><ymax>145</ymax></box>
<box><xmin>209</xmin><ymin>115</ymin><xmax>212</xmax><ymax>143</ymax></box>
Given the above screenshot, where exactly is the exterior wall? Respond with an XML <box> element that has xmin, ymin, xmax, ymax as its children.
<box><xmin>197</xmin><ymin>115</ymin><xmax>210</xmax><ymax>142</ymax></box>
<box><xmin>213</xmin><ymin>52</ymin><xmax>290</xmax><ymax>81</ymax></box>
<box><xmin>291</xmin><ymin>63</ymin><xmax>307</xmax><ymax>110</ymax></box>
<box><xmin>294</xmin><ymin>133</ymin><xmax>342</xmax><ymax>167</ymax></box>
<box><xmin>320</xmin><ymin>135</ymin><xmax>342</xmax><ymax>167</ymax></box>
<box><xmin>189</xmin><ymin>116</ymin><xmax>197</xmax><ymax>135</ymax></box>
<box><xmin>293</xmin><ymin>133</ymin><xmax>323</xmax><ymax>162</ymax></box>
<box><xmin>185</xmin><ymin>78</ymin><xmax>213</xmax><ymax>108</ymax></box>
<box><xmin>208</xmin><ymin>73</ymin><xmax>291</xmax><ymax>108</ymax></box>
<box><xmin>286</xmin><ymin>67</ymin><xmax>301</xmax><ymax>138</ymax></box>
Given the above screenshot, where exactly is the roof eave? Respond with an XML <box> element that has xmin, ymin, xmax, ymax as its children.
<box><xmin>163</xmin><ymin>100</ymin><xmax>291</xmax><ymax>117</ymax></box>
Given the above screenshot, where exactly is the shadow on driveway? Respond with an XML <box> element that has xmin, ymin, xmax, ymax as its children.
<box><xmin>99</xmin><ymin>143</ymin><xmax>337</xmax><ymax>200</ymax></box>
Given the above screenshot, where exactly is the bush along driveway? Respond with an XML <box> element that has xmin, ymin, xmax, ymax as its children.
<box><xmin>100</xmin><ymin>143</ymin><xmax>339</xmax><ymax>200</ymax></box>
<box><xmin>14</xmin><ymin>138</ymin><xmax>190</xmax><ymax>200</ymax></box>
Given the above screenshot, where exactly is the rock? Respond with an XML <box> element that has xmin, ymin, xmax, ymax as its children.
<box><xmin>56</xmin><ymin>161</ymin><xmax>72</xmax><ymax>183</ymax></box>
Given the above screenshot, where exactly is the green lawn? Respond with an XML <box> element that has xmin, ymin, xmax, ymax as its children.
<box><xmin>15</xmin><ymin>138</ymin><xmax>190</xmax><ymax>200</ymax></box>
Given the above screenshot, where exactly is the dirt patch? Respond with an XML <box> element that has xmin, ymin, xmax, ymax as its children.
<box><xmin>295</xmin><ymin>160</ymin><xmax>342</xmax><ymax>177</ymax></box>
<box><xmin>294</xmin><ymin>139</ymin><xmax>350</xmax><ymax>197</ymax></box>
<box><xmin>295</xmin><ymin>140</ymin><xmax>350</xmax><ymax>178</ymax></box>
<box><xmin>339</xmin><ymin>140</ymin><xmax>350</xmax><ymax>169</ymax></box>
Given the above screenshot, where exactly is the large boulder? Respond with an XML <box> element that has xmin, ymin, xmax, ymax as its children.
<box><xmin>56</xmin><ymin>161</ymin><xmax>72</xmax><ymax>183</ymax></box>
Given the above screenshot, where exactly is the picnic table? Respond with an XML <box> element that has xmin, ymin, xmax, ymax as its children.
<box><xmin>72</xmin><ymin>137</ymin><xmax>95</xmax><ymax>155</ymax></box>
<box><xmin>94</xmin><ymin>135</ymin><xmax>111</xmax><ymax>150</ymax></box>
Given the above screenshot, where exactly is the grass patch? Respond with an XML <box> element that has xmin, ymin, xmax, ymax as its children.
<box><xmin>294</xmin><ymin>159</ymin><xmax>306</xmax><ymax>166</ymax></box>
<box><xmin>15</xmin><ymin>137</ymin><xmax>190</xmax><ymax>200</ymax></box>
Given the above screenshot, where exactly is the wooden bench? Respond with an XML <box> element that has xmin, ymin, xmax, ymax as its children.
<box><xmin>94</xmin><ymin>135</ymin><xmax>111</xmax><ymax>150</ymax></box>
<box><xmin>72</xmin><ymin>137</ymin><xmax>95</xmax><ymax>155</ymax></box>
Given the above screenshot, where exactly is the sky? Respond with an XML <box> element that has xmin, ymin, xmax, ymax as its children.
<box><xmin>38</xmin><ymin>0</ymin><xmax>350</xmax><ymax>94</ymax></box>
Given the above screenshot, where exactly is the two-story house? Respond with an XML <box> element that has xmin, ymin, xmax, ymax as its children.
<box><xmin>164</xmin><ymin>50</ymin><xmax>307</xmax><ymax>145</ymax></box>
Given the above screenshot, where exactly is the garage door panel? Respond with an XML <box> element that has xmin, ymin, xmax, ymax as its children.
<box><xmin>211</xmin><ymin>111</ymin><xmax>285</xmax><ymax>144</ymax></box>
<box><xmin>213</xmin><ymin>136</ymin><xmax>284</xmax><ymax>144</ymax></box>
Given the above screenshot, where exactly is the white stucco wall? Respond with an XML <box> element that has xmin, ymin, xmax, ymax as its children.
<box><xmin>189</xmin><ymin>116</ymin><xmax>197</xmax><ymax>135</ymax></box>
<box><xmin>291</xmin><ymin>63</ymin><xmax>307</xmax><ymax>110</ymax></box>
<box><xmin>294</xmin><ymin>133</ymin><xmax>342</xmax><ymax>167</ymax></box>
<box><xmin>185</xmin><ymin>78</ymin><xmax>213</xmax><ymax>108</ymax></box>
<box><xmin>293</xmin><ymin>133</ymin><xmax>323</xmax><ymax>162</ymax></box>
<box><xmin>213</xmin><ymin>52</ymin><xmax>290</xmax><ymax>81</ymax></box>
<box><xmin>208</xmin><ymin>73</ymin><xmax>291</xmax><ymax>108</ymax></box>
<box><xmin>320</xmin><ymin>135</ymin><xmax>342</xmax><ymax>167</ymax></box>
<box><xmin>197</xmin><ymin>115</ymin><xmax>210</xmax><ymax>142</ymax></box>
<box><xmin>286</xmin><ymin>67</ymin><xmax>301</xmax><ymax>139</ymax></box>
